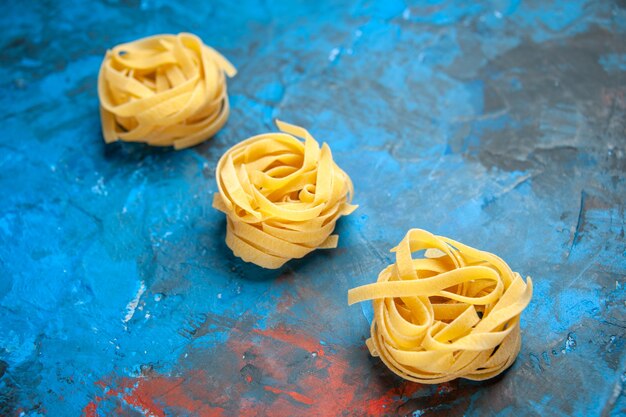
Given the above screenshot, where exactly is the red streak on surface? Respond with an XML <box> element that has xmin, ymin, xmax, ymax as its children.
<box><xmin>264</xmin><ymin>385</ymin><xmax>315</xmax><ymax>405</ymax></box>
<box><xmin>82</xmin><ymin>316</ymin><xmax>430</xmax><ymax>416</ymax></box>
<box><xmin>121</xmin><ymin>386</ymin><xmax>166</xmax><ymax>417</ymax></box>
<box><xmin>253</xmin><ymin>324</ymin><xmax>323</xmax><ymax>354</ymax></box>
<box><xmin>84</xmin><ymin>371</ymin><xmax>225</xmax><ymax>417</ymax></box>
<box><xmin>234</xmin><ymin>322</ymin><xmax>422</xmax><ymax>416</ymax></box>
<box><xmin>363</xmin><ymin>381</ymin><xmax>423</xmax><ymax>415</ymax></box>
<box><xmin>82</xmin><ymin>401</ymin><xmax>98</xmax><ymax>417</ymax></box>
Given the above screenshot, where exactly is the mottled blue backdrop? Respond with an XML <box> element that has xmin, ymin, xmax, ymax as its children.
<box><xmin>1</xmin><ymin>0</ymin><xmax>625</xmax><ymax>416</ymax></box>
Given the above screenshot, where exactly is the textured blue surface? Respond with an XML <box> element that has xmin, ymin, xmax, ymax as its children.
<box><xmin>1</xmin><ymin>0</ymin><xmax>625</xmax><ymax>416</ymax></box>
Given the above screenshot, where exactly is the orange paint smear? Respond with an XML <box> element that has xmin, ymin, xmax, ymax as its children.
<box><xmin>264</xmin><ymin>385</ymin><xmax>315</xmax><ymax>406</ymax></box>
<box><xmin>253</xmin><ymin>324</ymin><xmax>324</xmax><ymax>355</ymax></box>
<box><xmin>82</xmin><ymin>313</ymin><xmax>430</xmax><ymax>417</ymax></box>
<box><xmin>84</xmin><ymin>371</ymin><xmax>225</xmax><ymax>417</ymax></box>
<box><xmin>82</xmin><ymin>401</ymin><xmax>98</xmax><ymax>417</ymax></box>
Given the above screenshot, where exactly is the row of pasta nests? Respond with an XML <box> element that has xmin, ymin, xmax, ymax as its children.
<box><xmin>97</xmin><ymin>33</ymin><xmax>533</xmax><ymax>384</ymax></box>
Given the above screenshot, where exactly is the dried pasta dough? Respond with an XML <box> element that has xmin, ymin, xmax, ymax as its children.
<box><xmin>213</xmin><ymin>121</ymin><xmax>357</xmax><ymax>268</ymax></box>
<box><xmin>98</xmin><ymin>33</ymin><xmax>236</xmax><ymax>149</ymax></box>
<box><xmin>348</xmin><ymin>229</ymin><xmax>533</xmax><ymax>383</ymax></box>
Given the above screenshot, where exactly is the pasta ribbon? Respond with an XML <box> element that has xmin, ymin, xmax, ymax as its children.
<box><xmin>348</xmin><ymin>229</ymin><xmax>533</xmax><ymax>383</ymax></box>
<box><xmin>213</xmin><ymin>121</ymin><xmax>357</xmax><ymax>269</ymax></box>
<box><xmin>98</xmin><ymin>33</ymin><xmax>236</xmax><ymax>150</ymax></box>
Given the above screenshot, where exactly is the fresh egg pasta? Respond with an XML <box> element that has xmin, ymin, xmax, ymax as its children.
<box><xmin>98</xmin><ymin>33</ymin><xmax>236</xmax><ymax>149</ymax></box>
<box><xmin>213</xmin><ymin>121</ymin><xmax>357</xmax><ymax>269</ymax></box>
<box><xmin>348</xmin><ymin>229</ymin><xmax>533</xmax><ymax>383</ymax></box>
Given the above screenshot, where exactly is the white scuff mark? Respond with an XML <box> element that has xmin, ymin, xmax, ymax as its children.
<box><xmin>123</xmin><ymin>281</ymin><xmax>146</xmax><ymax>323</ymax></box>
<box><xmin>91</xmin><ymin>176</ymin><xmax>108</xmax><ymax>196</ymax></box>
<box><xmin>328</xmin><ymin>47</ymin><xmax>340</xmax><ymax>62</ymax></box>
<box><xmin>494</xmin><ymin>10</ymin><xmax>503</xmax><ymax>19</ymax></box>
<box><xmin>402</xmin><ymin>8</ymin><xmax>411</xmax><ymax>20</ymax></box>
<box><xmin>355</xmin><ymin>29</ymin><xmax>362</xmax><ymax>38</ymax></box>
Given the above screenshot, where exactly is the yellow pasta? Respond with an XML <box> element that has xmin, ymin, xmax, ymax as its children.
<box><xmin>348</xmin><ymin>229</ymin><xmax>533</xmax><ymax>383</ymax></box>
<box><xmin>98</xmin><ymin>33</ymin><xmax>236</xmax><ymax>150</ymax></box>
<box><xmin>213</xmin><ymin>121</ymin><xmax>357</xmax><ymax>269</ymax></box>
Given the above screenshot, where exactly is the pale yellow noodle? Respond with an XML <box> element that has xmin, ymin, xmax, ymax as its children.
<box><xmin>348</xmin><ymin>229</ymin><xmax>533</xmax><ymax>383</ymax></box>
<box><xmin>213</xmin><ymin>121</ymin><xmax>357</xmax><ymax>269</ymax></box>
<box><xmin>98</xmin><ymin>33</ymin><xmax>236</xmax><ymax>150</ymax></box>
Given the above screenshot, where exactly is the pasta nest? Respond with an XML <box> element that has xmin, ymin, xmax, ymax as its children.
<box><xmin>98</xmin><ymin>33</ymin><xmax>236</xmax><ymax>150</ymax></box>
<box><xmin>213</xmin><ymin>121</ymin><xmax>357</xmax><ymax>269</ymax></box>
<box><xmin>348</xmin><ymin>229</ymin><xmax>533</xmax><ymax>383</ymax></box>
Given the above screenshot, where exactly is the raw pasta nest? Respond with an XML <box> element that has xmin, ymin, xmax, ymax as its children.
<box><xmin>98</xmin><ymin>33</ymin><xmax>236</xmax><ymax>150</ymax></box>
<box><xmin>348</xmin><ymin>229</ymin><xmax>533</xmax><ymax>383</ymax></box>
<box><xmin>213</xmin><ymin>121</ymin><xmax>357</xmax><ymax>269</ymax></box>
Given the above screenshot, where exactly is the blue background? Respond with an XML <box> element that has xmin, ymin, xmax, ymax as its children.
<box><xmin>1</xmin><ymin>0</ymin><xmax>625</xmax><ymax>416</ymax></box>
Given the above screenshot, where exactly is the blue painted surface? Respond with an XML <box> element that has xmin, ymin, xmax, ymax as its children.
<box><xmin>1</xmin><ymin>0</ymin><xmax>625</xmax><ymax>416</ymax></box>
